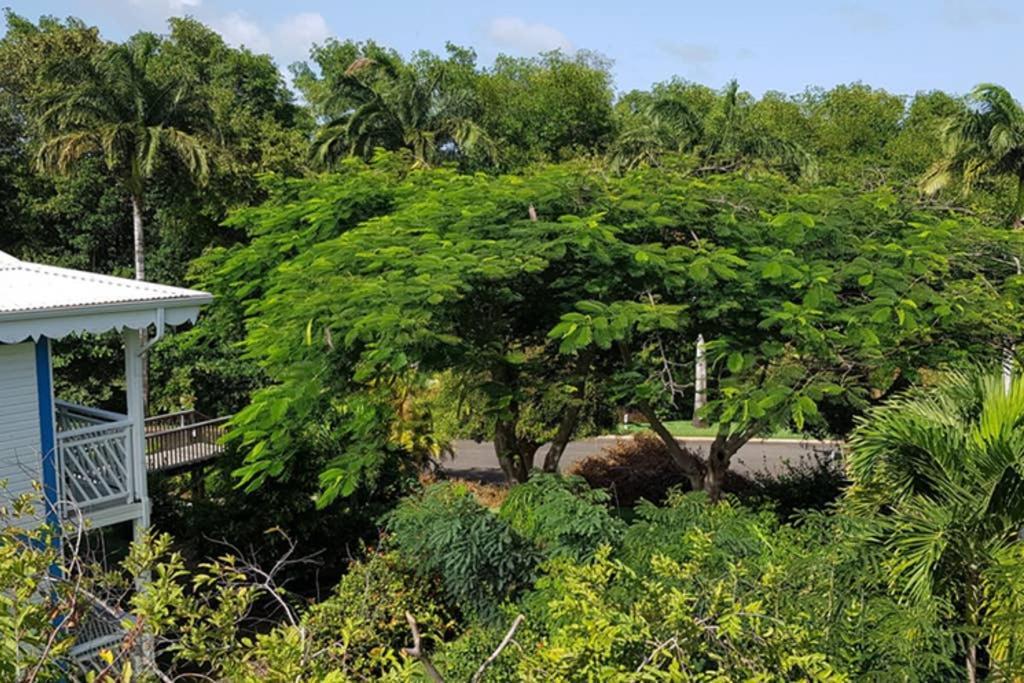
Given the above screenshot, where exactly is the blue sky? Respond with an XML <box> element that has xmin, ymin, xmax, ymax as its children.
<box><xmin>11</xmin><ymin>0</ymin><xmax>1023</xmax><ymax>97</ymax></box>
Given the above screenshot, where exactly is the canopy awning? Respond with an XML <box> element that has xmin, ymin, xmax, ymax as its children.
<box><xmin>0</xmin><ymin>251</ymin><xmax>212</xmax><ymax>344</ymax></box>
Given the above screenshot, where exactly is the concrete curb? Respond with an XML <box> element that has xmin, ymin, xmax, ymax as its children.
<box><xmin>596</xmin><ymin>434</ymin><xmax>842</xmax><ymax>446</ymax></box>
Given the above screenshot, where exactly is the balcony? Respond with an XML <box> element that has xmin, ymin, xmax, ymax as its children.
<box><xmin>55</xmin><ymin>401</ymin><xmax>138</xmax><ymax>517</ymax></box>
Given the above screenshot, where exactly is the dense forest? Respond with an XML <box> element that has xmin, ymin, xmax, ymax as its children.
<box><xmin>6</xmin><ymin>9</ymin><xmax>1024</xmax><ymax>682</ymax></box>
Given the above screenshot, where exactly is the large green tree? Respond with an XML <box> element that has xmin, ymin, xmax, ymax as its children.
<box><xmin>610</xmin><ymin>79</ymin><xmax>816</xmax><ymax>181</ymax></box>
<box><xmin>210</xmin><ymin>159</ymin><xmax>1021</xmax><ymax>501</ymax></box>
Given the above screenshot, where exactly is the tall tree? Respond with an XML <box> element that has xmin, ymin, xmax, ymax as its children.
<box><xmin>924</xmin><ymin>83</ymin><xmax>1024</xmax><ymax>227</ymax></box>
<box><xmin>34</xmin><ymin>32</ymin><xmax>212</xmax><ymax>282</ymax></box>
<box><xmin>310</xmin><ymin>45</ymin><xmax>492</xmax><ymax>168</ymax></box>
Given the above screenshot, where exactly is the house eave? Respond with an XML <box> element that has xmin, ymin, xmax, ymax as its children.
<box><xmin>0</xmin><ymin>295</ymin><xmax>213</xmax><ymax>344</ymax></box>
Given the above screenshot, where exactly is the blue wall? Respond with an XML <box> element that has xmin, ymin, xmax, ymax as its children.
<box><xmin>34</xmin><ymin>337</ymin><xmax>59</xmax><ymax>529</ymax></box>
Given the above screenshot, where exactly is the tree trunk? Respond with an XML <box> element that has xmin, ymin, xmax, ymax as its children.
<box><xmin>637</xmin><ymin>401</ymin><xmax>706</xmax><ymax>490</ymax></box>
<box><xmin>494</xmin><ymin>420</ymin><xmax>531</xmax><ymax>484</ymax></box>
<box><xmin>692</xmin><ymin>334</ymin><xmax>707</xmax><ymax>428</ymax></box>
<box><xmin>1003</xmin><ymin>343</ymin><xmax>1014</xmax><ymax>393</ymax></box>
<box><xmin>704</xmin><ymin>425</ymin><xmax>763</xmax><ymax>502</ymax></box>
<box><xmin>542</xmin><ymin>401</ymin><xmax>581</xmax><ymax>473</ymax></box>
<box><xmin>964</xmin><ymin>566</ymin><xmax>983</xmax><ymax>683</ymax></box>
<box><xmin>704</xmin><ymin>435</ymin><xmax>731</xmax><ymax>503</ymax></box>
<box><xmin>131</xmin><ymin>193</ymin><xmax>145</xmax><ymax>281</ymax></box>
<box><xmin>131</xmin><ymin>193</ymin><xmax>150</xmax><ymax>412</ymax></box>
<box><xmin>1013</xmin><ymin>174</ymin><xmax>1024</xmax><ymax>229</ymax></box>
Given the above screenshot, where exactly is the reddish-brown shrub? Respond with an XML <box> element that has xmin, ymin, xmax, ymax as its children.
<box><xmin>568</xmin><ymin>432</ymin><xmax>751</xmax><ymax>506</ymax></box>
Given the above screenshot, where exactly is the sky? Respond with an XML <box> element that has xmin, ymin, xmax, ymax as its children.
<box><xmin>8</xmin><ymin>0</ymin><xmax>1023</xmax><ymax>98</ymax></box>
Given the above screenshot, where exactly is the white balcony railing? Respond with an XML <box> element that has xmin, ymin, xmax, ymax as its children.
<box><xmin>55</xmin><ymin>401</ymin><xmax>136</xmax><ymax>514</ymax></box>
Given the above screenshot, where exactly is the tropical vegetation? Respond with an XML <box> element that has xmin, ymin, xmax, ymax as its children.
<box><xmin>5</xmin><ymin>8</ymin><xmax>1024</xmax><ymax>681</ymax></box>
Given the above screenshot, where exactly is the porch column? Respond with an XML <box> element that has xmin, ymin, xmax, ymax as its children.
<box><xmin>123</xmin><ymin>329</ymin><xmax>149</xmax><ymax>534</ymax></box>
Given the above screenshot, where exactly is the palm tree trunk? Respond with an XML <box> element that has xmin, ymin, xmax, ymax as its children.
<box><xmin>1013</xmin><ymin>174</ymin><xmax>1024</xmax><ymax>229</ymax></box>
<box><xmin>693</xmin><ymin>334</ymin><xmax>707</xmax><ymax>427</ymax></box>
<box><xmin>965</xmin><ymin>565</ymin><xmax>983</xmax><ymax>683</ymax></box>
<box><xmin>131</xmin><ymin>194</ymin><xmax>145</xmax><ymax>282</ymax></box>
<box><xmin>131</xmin><ymin>193</ymin><xmax>149</xmax><ymax>410</ymax></box>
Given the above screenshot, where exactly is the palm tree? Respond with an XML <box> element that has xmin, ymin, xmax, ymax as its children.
<box><xmin>312</xmin><ymin>55</ymin><xmax>494</xmax><ymax>169</ymax></box>
<box><xmin>609</xmin><ymin>80</ymin><xmax>817</xmax><ymax>181</ymax></box>
<box><xmin>846</xmin><ymin>369</ymin><xmax>1024</xmax><ymax>681</ymax></box>
<box><xmin>924</xmin><ymin>84</ymin><xmax>1024</xmax><ymax>228</ymax></box>
<box><xmin>34</xmin><ymin>33</ymin><xmax>211</xmax><ymax>282</ymax></box>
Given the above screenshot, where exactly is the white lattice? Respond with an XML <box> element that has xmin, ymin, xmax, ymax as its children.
<box><xmin>57</xmin><ymin>419</ymin><xmax>135</xmax><ymax>512</ymax></box>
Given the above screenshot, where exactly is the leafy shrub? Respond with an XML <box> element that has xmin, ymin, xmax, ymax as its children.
<box><xmin>567</xmin><ymin>433</ymin><xmax>689</xmax><ymax>505</ymax></box>
<box><xmin>302</xmin><ymin>551</ymin><xmax>454</xmax><ymax>678</ymax></box>
<box><xmin>568</xmin><ymin>432</ymin><xmax>748</xmax><ymax>506</ymax></box>
<box><xmin>385</xmin><ymin>482</ymin><xmax>540</xmax><ymax>620</ymax></box>
<box><xmin>498</xmin><ymin>473</ymin><xmax>625</xmax><ymax>560</ymax></box>
<box><xmin>435</xmin><ymin>617</ymin><xmax>538</xmax><ymax>683</ymax></box>
<box><xmin>509</xmin><ymin>493</ymin><xmax>956</xmax><ymax>681</ymax></box>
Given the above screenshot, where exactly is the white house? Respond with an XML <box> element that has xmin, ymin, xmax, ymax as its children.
<box><xmin>0</xmin><ymin>249</ymin><xmax>211</xmax><ymax>536</ymax></box>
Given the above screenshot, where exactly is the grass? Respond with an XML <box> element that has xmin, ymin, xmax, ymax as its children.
<box><xmin>616</xmin><ymin>420</ymin><xmax>807</xmax><ymax>440</ymax></box>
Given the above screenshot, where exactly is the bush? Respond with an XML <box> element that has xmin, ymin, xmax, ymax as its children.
<box><xmin>302</xmin><ymin>551</ymin><xmax>453</xmax><ymax>678</ymax></box>
<box><xmin>498</xmin><ymin>473</ymin><xmax>625</xmax><ymax>561</ymax></box>
<box><xmin>385</xmin><ymin>482</ymin><xmax>540</xmax><ymax>621</ymax></box>
<box><xmin>506</xmin><ymin>493</ymin><xmax>956</xmax><ymax>681</ymax></box>
<box><xmin>568</xmin><ymin>433</ymin><xmax>748</xmax><ymax>506</ymax></box>
<box><xmin>736</xmin><ymin>451</ymin><xmax>847</xmax><ymax>519</ymax></box>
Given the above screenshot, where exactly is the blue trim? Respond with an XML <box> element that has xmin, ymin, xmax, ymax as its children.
<box><xmin>35</xmin><ymin>338</ymin><xmax>60</xmax><ymax>530</ymax></box>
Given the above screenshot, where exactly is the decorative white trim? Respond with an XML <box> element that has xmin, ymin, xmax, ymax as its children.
<box><xmin>0</xmin><ymin>305</ymin><xmax>203</xmax><ymax>344</ymax></box>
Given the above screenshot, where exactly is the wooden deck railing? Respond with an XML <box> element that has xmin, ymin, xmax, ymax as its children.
<box><xmin>145</xmin><ymin>413</ymin><xmax>231</xmax><ymax>472</ymax></box>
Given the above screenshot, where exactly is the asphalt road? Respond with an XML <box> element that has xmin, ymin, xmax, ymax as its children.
<box><xmin>443</xmin><ymin>436</ymin><xmax>840</xmax><ymax>483</ymax></box>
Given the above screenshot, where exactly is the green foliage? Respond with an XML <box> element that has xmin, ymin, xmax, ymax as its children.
<box><xmin>0</xmin><ymin>493</ymin><xmax>72</xmax><ymax>681</ymax></box>
<box><xmin>498</xmin><ymin>473</ymin><xmax>626</xmax><ymax>560</ymax></box>
<box><xmin>508</xmin><ymin>494</ymin><xmax>955</xmax><ymax>681</ymax></box>
<box><xmin>302</xmin><ymin>552</ymin><xmax>453</xmax><ymax>678</ymax></box>
<box><xmin>305</xmin><ymin>42</ymin><xmax>494</xmax><ymax>168</ymax></box>
<box><xmin>386</xmin><ymin>482</ymin><xmax>540</xmax><ymax>621</ymax></box>
<box><xmin>847</xmin><ymin>369</ymin><xmax>1024</xmax><ymax>677</ymax></box>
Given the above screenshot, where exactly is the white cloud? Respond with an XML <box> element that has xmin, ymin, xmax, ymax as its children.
<box><xmin>487</xmin><ymin>17</ymin><xmax>573</xmax><ymax>54</ymax></box>
<box><xmin>128</xmin><ymin>0</ymin><xmax>202</xmax><ymax>12</ymax></box>
<box><xmin>662</xmin><ymin>42</ymin><xmax>718</xmax><ymax>64</ymax></box>
<box><xmin>275</xmin><ymin>12</ymin><xmax>330</xmax><ymax>57</ymax></box>
<box><xmin>211</xmin><ymin>11</ymin><xmax>271</xmax><ymax>53</ymax></box>
<box><xmin>209</xmin><ymin>11</ymin><xmax>330</xmax><ymax>63</ymax></box>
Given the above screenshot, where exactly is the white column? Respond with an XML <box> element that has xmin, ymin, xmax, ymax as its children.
<box><xmin>123</xmin><ymin>329</ymin><xmax>149</xmax><ymax>534</ymax></box>
<box><xmin>693</xmin><ymin>334</ymin><xmax>707</xmax><ymax>428</ymax></box>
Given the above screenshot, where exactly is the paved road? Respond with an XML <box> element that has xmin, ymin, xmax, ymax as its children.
<box><xmin>443</xmin><ymin>436</ymin><xmax>839</xmax><ymax>483</ymax></box>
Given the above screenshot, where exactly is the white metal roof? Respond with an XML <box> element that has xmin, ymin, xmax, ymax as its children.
<box><xmin>0</xmin><ymin>250</ymin><xmax>212</xmax><ymax>343</ymax></box>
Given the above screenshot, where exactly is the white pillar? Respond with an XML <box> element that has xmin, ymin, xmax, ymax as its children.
<box><xmin>693</xmin><ymin>334</ymin><xmax>707</xmax><ymax>428</ymax></box>
<box><xmin>123</xmin><ymin>329</ymin><xmax>149</xmax><ymax>534</ymax></box>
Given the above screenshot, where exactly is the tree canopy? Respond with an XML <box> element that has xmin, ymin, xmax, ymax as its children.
<box><xmin>208</xmin><ymin>156</ymin><xmax>1024</xmax><ymax>502</ymax></box>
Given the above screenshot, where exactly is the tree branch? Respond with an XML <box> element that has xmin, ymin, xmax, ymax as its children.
<box><xmin>470</xmin><ymin>614</ymin><xmax>525</xmax><ymax>683</ymax></box>
<box><xmin>403</xmin><ymin>611</ymin><xmax>445</xmax><ymax>683</ymax></box>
